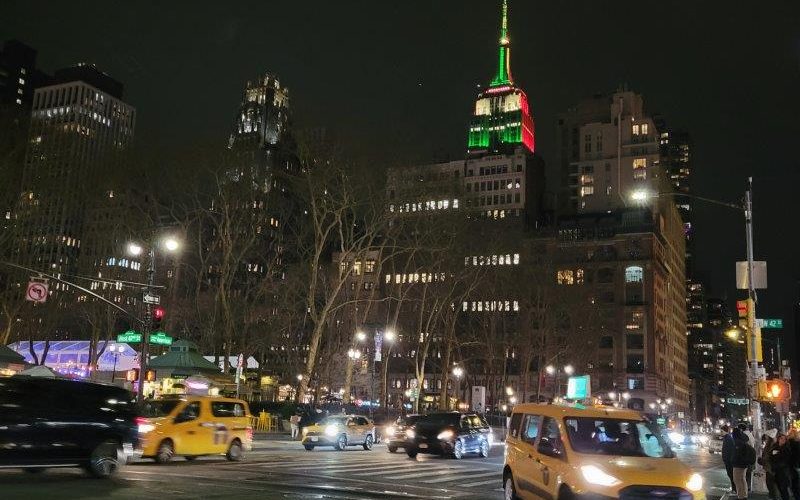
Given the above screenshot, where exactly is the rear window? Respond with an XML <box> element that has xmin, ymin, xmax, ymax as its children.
<box><xmin>211</xmin><ymin>402</ymin><xmax>246</xmax><ymax>417</ymax></box>
<box><xmin>142</xmin><ymin>400</ymin><xmax>181</xmax><ymax>417</ymax></box>
<box><xmin>417</xmin><ymin>413</ymin><xmax>460</xmax><ymax>426</ymax></box>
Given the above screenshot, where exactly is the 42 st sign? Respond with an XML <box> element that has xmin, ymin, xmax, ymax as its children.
<box><xmin>117</xmin><ymin>330</ymin><xmax>173</xmax><ymax>346</ymax></box>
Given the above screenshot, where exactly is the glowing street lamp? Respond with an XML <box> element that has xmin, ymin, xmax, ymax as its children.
<box><xmin>452</xmin><ymin>366</ymin><xmax>464</xmax><ymax>379</ymax></box>
<box><xmin>127</xmin><ymin>242</ymin><xmax>143</xmax><ymax>256</ymax></box>
<box><xmin>545</xmin><ymin>365</ymin><xmax>556</xmax><ymax>375</ymax></box>
<box><xmin>163</xmin><ymin>237</ymin><xmax>180</xmax><ymax>252</ymax></box>
<box><xmin>296</xmin><ymin>374</ymin><xmax>303</xmax><ymax>382</ymax></box>
<box><xmin>564</xmin><ymin>365</ymin><xmax>575</xmax><ymax>376</ymax></box>
<box><xmin>356</xmin><ymin>331</ymin><xmax>367</xmax><ymax>342</ymax></box>
<box><xmin>505</xmin><ymin>386</ymin><xmax>515</xmax><ymax>396</ymax></box>
<box><xmin>384</xmin><ymin>330</ymin><xmax>396</xmax><ymax>343</ymax></box>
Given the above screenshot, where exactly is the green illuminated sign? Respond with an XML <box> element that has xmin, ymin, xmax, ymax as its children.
<box><xmin>566</xmin><ymin>375</ymin><xmax>591</xmax><ymax>399</ymax></box>
<box><xmin>760</xmin><ymin>319</ymin><xmax>783</xmax><ymax>329</ymax></box>
<box><xmin>149</xmin><ymin>332</ymin><xmax>173</xmax><ymax>346</ymax></box>
<box><xmin>117</xmin><ymin>331</ymin><xmax>142</xmax><ymax>343</ymax></box>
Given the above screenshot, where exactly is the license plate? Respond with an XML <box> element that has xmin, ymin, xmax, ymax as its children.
<box><xmin>310</xmin><ymin>437</ymin><xmax>318</xmax><ymax>442</ymax></box>
<box><xmin>419</xmin><ymin>443</ymin><xmax>428</xmax><ymax>449</ymax></box>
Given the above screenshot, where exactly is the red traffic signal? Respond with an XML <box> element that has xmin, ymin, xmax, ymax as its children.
<box><xmin>758</xmin><ymin>379</ymin><xmax>791</xmax><ymax>402</ymax></box>
<box><xmin>152</xmin><ymin>306</ymin><xmax>165</xmax><ymax>329</ymax></box>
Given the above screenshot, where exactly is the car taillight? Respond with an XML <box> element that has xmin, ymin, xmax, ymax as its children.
<box><xmin>246</xmin><ymin>427</ymin><xmax>253</xmax><ymax>441</ymax></box>
<box><xmin>136</xmin><ymin>417</ymin><xmax>155</xmax><ymax>434</ymax></box>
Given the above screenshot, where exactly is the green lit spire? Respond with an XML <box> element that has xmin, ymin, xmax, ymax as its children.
<box><xmin>491</xmin><ymin>0</ymin><xmax>513</xmax><ymax>86</ymax></box>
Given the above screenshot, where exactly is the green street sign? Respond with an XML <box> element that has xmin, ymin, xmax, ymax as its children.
<box><xmin>149</xmin><ymin>332</ymin><xmax>173</xmax><ymax>346</ymax></box>
<box><xmin>117</xmin><ymin>331</ymin><xmax>142</xmax><ymax>343</ymax></box>
<box><xmin>761</xmin><ymin>319</ymin><xmax>783</xmax><ymax>329</ymax></box>
<box><xmin>656</xmin><ymin>417</ymin><xmax>666</xmax><ymax>425</ymax></box>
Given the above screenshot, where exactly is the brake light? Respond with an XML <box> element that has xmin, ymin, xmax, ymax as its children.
<box><xmin>136</xmin><ymin>417</ymin><xmax>155</xmax><ymax>434</ymax></box>
<box><xmin>246</xmin><ymin>426</ymin><xmax>253</xmax><ymax>442</ymax></box>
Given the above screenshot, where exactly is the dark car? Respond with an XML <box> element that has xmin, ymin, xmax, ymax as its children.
<box><xmin>0</xmin><ymin>376</ymin><xmax>139</xmax><ymax>477</ymax></box>
<box><xmin>385</xmin><ymin>414</ymin><xmax>421</xmax><ymax>453</ymax></box>
<box><xmin>406</xmin><ymin>412</ymin><xmax>491</xmax><ymax>459</ymax></box>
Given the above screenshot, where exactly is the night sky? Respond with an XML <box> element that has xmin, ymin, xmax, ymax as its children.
<box><xmin>4</xmin><ymin>1</ymin><xmax>800</xmax><ymax>367</ymax></box>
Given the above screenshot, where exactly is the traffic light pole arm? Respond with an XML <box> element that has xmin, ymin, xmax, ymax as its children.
<box><xmin>652</xmin><ymin>192</ymin><xmax>744</xmax><ymax>212</ymax></box>
<box><xmin>0</xmin><ymin>260</ymin><xmax>143</xmax><ymax>325</ymax></box>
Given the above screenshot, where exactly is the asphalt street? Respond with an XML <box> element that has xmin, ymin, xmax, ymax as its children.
<box><xmin>0</xmin><ymin>440</ymin><xmax>759</xmax><ymax>500</ymax></box>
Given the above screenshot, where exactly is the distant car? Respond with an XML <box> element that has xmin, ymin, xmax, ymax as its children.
<box><xmin>0</xmin><ymin>377</ymin><xmax>139</xmax><ymax>478</ymax></box>
<box><xmin>709</xmin><ymin>434</ymin><xmax>724</xmax><ymax>454</ymax></box>
<box><xmin>302</xmin><ymin>415</ymin><xmax>375</xmax><ymax>451</ymax></box>
<box><xmin>385</xmin><ymin>414</ymin><xmax>421</xmax><ymax>453</ymax></box>
<box><xmin>406</xmin><ymin>412</ymin><xmax>491</xmax><ymax>459</ymax></box>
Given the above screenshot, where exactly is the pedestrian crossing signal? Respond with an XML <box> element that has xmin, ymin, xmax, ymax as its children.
<box><xmin>757</xmin><ymin>380</ymin><xmax>790</xmax><ymax>402</ymax></box>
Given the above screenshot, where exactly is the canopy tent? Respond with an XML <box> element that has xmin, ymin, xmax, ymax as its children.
<box><xmin>16</xmin><ymin>364</ymin><xmax>61</xmax><ymax>378</ymax></box>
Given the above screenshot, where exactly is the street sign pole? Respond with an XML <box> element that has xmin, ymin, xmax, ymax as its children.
<box><xmin>137</xmin><ymin>246</ymin><xmax>155</xmax><ymax>404</ymax></box>
<box><xmin>744</xmin><ymin>178</ymin><xmax>764</xmax><ymax>445</ymax></box>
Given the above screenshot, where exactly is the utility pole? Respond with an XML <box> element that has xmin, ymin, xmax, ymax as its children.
<box><xmin>137</xmin><ymin>246</ymin><xmax>155</xmax><ymax>403</ymax></box>
<box><xmin>744</xmin><ymin>177</ymin><xmax>763</xmax><ymax>439</ymax></box>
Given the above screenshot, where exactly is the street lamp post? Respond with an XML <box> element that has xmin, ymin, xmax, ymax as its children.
<box><xmin>452</xmin><ymin>365</ymin><xmax>464</xmax><ymax>409</ymax></box>
<box><xmin>631</xmin><ymin>179</ymin><xmax>763</xmax><ymax>439</ymax></box>
<box><xmin>109</xmin><ymin>343</ymin><xmax>125</xmax><ymax>383</ymax></box>
<box><xmin>128</xmin><ymin>236</ymin><xmax>180</xmax><ymax>403</ymax></box>
<box><xmin>381</xmin><ymin>330</ymin><xmax>396</xmax><ymax>411</ymax></box>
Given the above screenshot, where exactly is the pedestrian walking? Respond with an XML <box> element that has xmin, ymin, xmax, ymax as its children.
<box><xmin>290</xmin><ymin>412</ymin><xmax>301</xmax><ymax>440</ymax></box>
<box><xmin>741</xmin><ymin>423</ymin><xmax>756</xmax><ymax>492</ymax></box>
<box><xmin>732</xmin><ymin>427</ymin><xmax>757</xmax><ymax>499</ymax></box>
<box><xmin>770</xmin><ymin>433</ymin><xmax>800</xmax><ymax>500</ymax></box>
<box><xmin>787</xmin><ymin>429</ymin><xmax>800</xmax><ymax>498</ymax></box>
<box><xmin>722</xmin><ymin>425</ymin><xmax>738</xmax><ymax>493</ymax></box>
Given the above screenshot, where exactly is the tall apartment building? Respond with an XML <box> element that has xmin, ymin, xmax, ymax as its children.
<box><xmin>0</xmin><ymin>40</ymin><xmax>50</xmax><ymax>110</ymax></box>
<box><xmin>556</xmin><ymin>90</ymin><xmax>661</xmax><ymax>215</ymax></box>
<box><xmin>17</xmin><ymin>64</ymin><xmax>136</xmax><ymax>287</ymax></box>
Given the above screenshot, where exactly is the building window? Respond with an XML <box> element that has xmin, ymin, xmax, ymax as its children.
<box><xmin>580</xmin><ymin>186</ymin><xmax>594</xmax><ymax>197</ymax></box>
<box><xmin>632</xmin><ymin>124</ymin><xmax>640</xmax><ymax>135</ymax></box>
<box><xmin>363</xmin><ymin>282</ymin><xmax>374</xmax><ymax>291</ymax></box>
<box><xmin>627</xmin><ymin>377</ymin><xmax>644</xmax><ymax>390</ymax></box>
<box><xmin>633</xmin><ymin>158</ymin><xmax>647</xmax><ymax>180</ymax></box>
<box><xmin>353</xmin><ymin>261</ymin><xmax>362</xmax><ymax>276</ymax></box>
<box><xmin>626</xmin><ymin>334</ymin><xmax>644</xmax><ymax>350</ymax></box>
<box><xmin>364</xmin><ymin>259</ymin><xmax>376</xmax><ymax>273</ymax></box>
<box><xmin>557</xmin><ymin>269</ymin><xmax>574</xmax><ymax>285</ymax></box>
<box><xmin>599</xmin><ymin>336</ymin><xmax>613</xmax><ymax>348</ymax></box>
<box><xmin>584</xmin><ymin>134</ymin><xmax>592</xmax><ymax>153</ymax></box>
<box><xmin>626</xmin><ymin>354</ymin><xmax>644</xmax><ymax>373</ymax></box>
<box><xmin>625</xmin><ymin>266</ymin><xmax>643</xmax><ymax>283</ymax></box>
<box><xmin>576</xmin><ymin>268</ymin><xmax>584</xmax><ymax>284</ymax></box>
<box><xmin>641</xmin><ymin>123</ymin><xmax>649</xmax><ymax>135</ymax></box>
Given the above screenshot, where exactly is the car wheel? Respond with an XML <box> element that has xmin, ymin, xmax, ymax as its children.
<box><xmin>452</xmin><ymin>439</ymin><xmax>464</xmax><ymax>460</ymax></box>
<box><xmin>156</xmin><ymin>439</ymin><xmax>174</xmax><ymax>464</ymax></box>
<box><xmin>559</xmin><ymin>485</ymin><xmax>576</xmax><ymax>500</ymax></box>
<box><xmin>363</xmin><ymin>434</ymin><xmax>374</xmax><ymax>451</ymax></box>
<box><xmin>226</xmin><ymin>439</ymin><xmax>243</xmax><ymax>461</ymax></box>
<box><xmin>479</xmin><ymin>438</ymin><xmax>489</xmax><ymax>458</ymax></box>
<box><xmin>387</xmin><ymin>445</ymin><xmax>398</xmax><ymax>453</ymax></box>
<box><xmin>335</xmin><ymin>434</ymin><xmax>347</xmax><ymax>451</ymax></box>
<box><xmin>86</xmin><ymin>441</ymin><xmax>121</xmax><ymax>478</ymax></box>
<box><xmin>304</xmin><ymin>444</ymin><xmax>315</xmax><ymax>451</ymax></box>
<box><xmin>504</xmin><ymin>473</ymin><xmax>520</xmax><ymax>500</ymax></box>
<box><xmin>407</xmin><ymin>448</ymin><xmax>418</xmax><ymax>458</ymax></box>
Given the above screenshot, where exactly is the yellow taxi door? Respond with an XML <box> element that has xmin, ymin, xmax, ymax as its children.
<box><xmin>512</xmin><ymin>413</ymin><xmax>543</xmax><ymax>499</ymax></box>
<box><xmin>532</xmin><ymin>416</ymin><xmax>568</xmax><ymax>500</ymax></box>
<box><xmin>170</xmin><ymin>400</ymin><xmax>207</xmax><ymax>455</ymax></box>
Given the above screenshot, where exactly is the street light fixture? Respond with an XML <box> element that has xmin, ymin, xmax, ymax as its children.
<box><xmin>545</xmin><ymin>365</ymin><xmax>556</xmax><ymax>375</ymax></box>
<box><xmin>356</xmin><ymin>331</ymin><xmax>367</xmax><ymax>342</ymax></box>
<box><xmin>297</xmin><ymin>374</ymin><xmax>303</xmax><ymax>382</ymax></box>
<box><xmin>452</xmin><ymin>366</ymin><xmax>464</xmax><ymax>378</ymax></box>
<box><xmin>163</xmin><ymin>237</ymin><xmax>180</xmax><ymax>252</ymax></box>
<box><xmin>127</xmin><ymin>242</ymin><xmax>143</xmax><ymax>256</ymax></box>
<box><xmin>564</xmin><ymin>365</ymin><xmax>575</xmax><ymax>376</ymax></box>
<box><xmin>384</xmin><ymin>330</ymin><xmax>396</xmax><ymax>343</ymax></box>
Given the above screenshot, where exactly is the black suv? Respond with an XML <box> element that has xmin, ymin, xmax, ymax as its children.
<box><xmin>0</xmin><ymin>377</ymin><xmax>139</xmax><ymax>477</ymax></box>
<box><xmin>385</xmin><ymin>414</ymin><xmax>421</xmax><ymax>453</ymax></box>
<box><xmin>406</xmin><ymin>412</ymin><xmax>491</xmax><ymax>459</ymax></box>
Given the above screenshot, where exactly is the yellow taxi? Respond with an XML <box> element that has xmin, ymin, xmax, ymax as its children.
<box><xmin>301</xmin><ymin>414</ymin><xmax>376</xmax><ymax>451</ymax></box>
<box><xmin>503</xmin><ymin>403</ymin><xmax>705</xmax><ymax>499</ymax></box>
<box><xmin>138</xmin><ymin>396</ymin><xmax>253</xmax><ymax>463</ymax></box>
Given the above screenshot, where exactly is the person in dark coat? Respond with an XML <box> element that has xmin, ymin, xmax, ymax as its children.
<box><xmin>770</xmin><ymin>433</ymin><xmax>800</xmax><ymax>500</ymax></box>
<box><xmin>722</xmin><ymin>425</ymin><xmax>737</xmax><ymax>492</ymax></box>
<box><xmin>761</xmin><ymin>431</ymin><xmax>779</xmax><ymax>500</ymax></box>
<box><xmin>732</xmin><ymin>428</ymin><xmax>757</xmax><ymax>499</ymax></box>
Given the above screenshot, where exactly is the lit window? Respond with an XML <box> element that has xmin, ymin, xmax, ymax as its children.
<box><xmin>557</xmin><ymin>270</ymin><xmax>574</xmax><ymax>285</ymax></box>
<box><xmin>625</xmin><ymin>266</ymin><xmax>644</xmax><ymax>283</ymax></box>
<box><xmin>15</xmin><ymin>98</ymin><xmax>21</xmax><ymax>105</ymax></box>
<box><xmin>632</xmin><ymin>124</ymin><xmax>640</xmax><ymax>135</ymax></box>
<box><xmin>18</xmin><ymin>78</ymin><xmax>25</xmax><ymax>85</ymax></box>
<box><xmin>364</xmin><ymin>260</ymin><xmax>376</xmax><ymax>273</ymax></box>
<box><xmin>576</xmin><ymin>269</ymin><xmax>584</xmax><ymax>284</ymax></box>
<box><xmin>353</xmin><ymin>261</ymin><xmax>362</xmax><ymax>276</ymax></box>
<box><xmin>641</xmin><ymin>123</ymin><xmax>649</xmax><ymax>135</ymax></box>
<box><xmin>580</xmin><ymin>186</ymin><xmax>594</xmax><ymax>197</ymax></box>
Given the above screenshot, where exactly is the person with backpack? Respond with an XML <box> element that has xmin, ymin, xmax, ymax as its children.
<box><xmin>722</xmin><ymin>425</ymin><xmax>738</xmax><ymax>492</ymax></box>
<box><xmin>733</xmin><ymin>427</ymin><xmax>757</xmax><ymax>499</ymax></box>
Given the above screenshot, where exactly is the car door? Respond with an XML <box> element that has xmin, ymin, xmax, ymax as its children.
<box><xmin>533</xmin><ymin>416</ymin><xmax>567</xmax><ymax>500</ymax></box>
<box><xmin>358</xmin><ymin>417</ymin><xmax>372</xmax><ymax>442</ymax></box>
<box><xmin>511</xmin><ymin>413</ymin><xmax>542</xmax><ymax>499</ymax></box>
<box><xmin>171</xmin><ymin>401</ymin><xmax>204</xmax><ymax>455</ymax></box>
<box><xmin>344</xmin><ymin>417</ymin><xmax>359</xmax><ymax>443</ymax></box>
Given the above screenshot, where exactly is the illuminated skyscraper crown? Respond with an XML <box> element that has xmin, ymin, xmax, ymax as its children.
<box><xmin>467</xmin><ymin>0</ymin><xmax>535</xmax><ymax>154</ymax></box>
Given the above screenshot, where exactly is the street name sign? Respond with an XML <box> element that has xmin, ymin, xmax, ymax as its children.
<box><xmin>756</xmin><ymin>318</ymin><xmax>783</xmax><ymax>329</ymax></box>
<box><xmin>143</xmin><ymin>293</ymin><xmax>160</xmax><ymax>305</ymax></box>
<box><xmin>149</xmin><ymin>332</ymin><xmax>173</xmax><ymax>346</ymax></box>
<box><xmin>117</xmin><ymin>331</ymin><xmax>142</xmax><ymax>343</ymax></box>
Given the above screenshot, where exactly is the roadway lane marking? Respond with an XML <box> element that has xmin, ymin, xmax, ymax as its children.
<box><xmin>386</xmin><ymin>467</ymin><xmax>470</xmax><ymax>480</ymax></box>
<box><xmin>350</xmin><ymin>463</ymin><xmax>423</xmax><ymax>475</ymax></box>
<box><xmin>423</xmin><ymin>470</ymin><xmax>499</xmax><ymax>484</ymax></box>
<box><xmin>460</xmin><ymin>478</ymin><xmax>500</xmax><ymax>488</ymax></box>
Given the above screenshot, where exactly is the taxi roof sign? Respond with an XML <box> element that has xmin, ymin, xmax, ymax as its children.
<box><xmin>566</xmin><ymin>375</ymin><xmax>591</xmax><ymax>399</ymax></box>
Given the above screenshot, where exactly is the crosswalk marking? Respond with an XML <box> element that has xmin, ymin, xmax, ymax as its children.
<box><xmin>460</xmin><ymin>478</ymin><xmax>500</xmax><ymax>488</ymax></box>
<box><xmin>386</xmin><ymin>466</ymin><xmax>470</xmax><ymax>480</ymax></box>
<box><xmin>423</xmin><ymin>470</ymin><xmax>499</xmax><ymax>484</ymax></box>
<box><xmin>351</xmin><ymin>463</ymin><xmax>421</xmax><ymax>475</ymax></box>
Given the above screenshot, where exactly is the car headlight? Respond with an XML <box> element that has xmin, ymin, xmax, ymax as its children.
<box><xmin>669</xmin><ymin>432</ymin><xmax>685</xmax><ymax>444</ymax></box>
<box><xmin>138</xmin><ymin>423</ymin><xmax>155</xmax><ymax>434</ymax></box>
<box><xmin>580</xmin><ymin>465</ymin><xmax>621</xmax><ymax>487</ymax></box>
<box><xmin>386</xmin><ymin>426</ymin><xmax>396</xmax><ymax>436</ymax></box>
<box><xmin>302</xmin><ymin>427</ymin><xmax>308</xmax><ymax>436</ymax></box>
<box><xmin>405</xmin><ymin>429</ymin><xmax>415</xmax><ymax>439</ymax></box>
<box><xmin>487</xmin><ymin>432</ymin><xmax>494</xmax><ymax>445</ymax></box>
<box><xmin>686</xmin><ymin>473</ymin><xmax>704</xmax><ymax>492</ymax></box>
<box><xmin>324</xmin><ymin>425</ymin><xmax>340</xmax><ymax>437</ymax></box>
<box><xmin>437</xmin><ymin>430</ymin><xmax>454</xmax><ymax>441</ymax></box>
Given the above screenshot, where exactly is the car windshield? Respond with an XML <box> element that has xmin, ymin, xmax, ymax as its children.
<box><xmin>141</xmin><ymin>399</ymin><xmax>181</xmax><ymax>417</ymax></box>
<box><xmin>400</xmin><ymin>415</ymin><xmax>421</xmax><ymax>426</ymax></box>
<box><xmin>417</xmin><ymin>413</ymin><xmax>460</xmax><ymax>427</ymax></box>
<box><xmin>564</xmin><ymin>417</ymin><xmax>674</xmax><ymax>458</ymax></box>
<box><xmin>320</xmin><ymin>416</ymin><xmax>349</xmax><ymax>426</ymax></box>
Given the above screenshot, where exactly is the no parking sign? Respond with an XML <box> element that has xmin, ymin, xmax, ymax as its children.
<box><xmin>25</xmin><ymin>281</ymin><xmax>49</xmax><ymax>303</ymax></box>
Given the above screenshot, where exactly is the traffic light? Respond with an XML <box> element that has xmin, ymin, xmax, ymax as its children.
<box><xmin>152</xmin><ymin>306</ymin><xmax>165</xmax><ymax>330</ymax></box>
<box><xmin>757</xmin><ymin>379</ymin><xmax>791</xmax><ymax>402</ymax></box>
<box><xmin>126</xmin><ymin>368</ymin><xmax>139</xmax><ymax>382</ymax></box>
